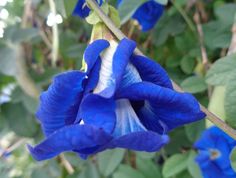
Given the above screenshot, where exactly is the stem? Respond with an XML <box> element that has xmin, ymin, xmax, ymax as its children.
<box><xmin>85</xmin><ymin>0</ymin><xmax>236</xmax><ymax>140</ymax></box>
<box><xmin>171</xmin><ymin>0</ymin><xmax>196</xmax><ymax>32</ymax></box>
<box><xmin>48</xmin><ymin>0</ymin><xmax>59</xmax><ymax>67</ymax></box>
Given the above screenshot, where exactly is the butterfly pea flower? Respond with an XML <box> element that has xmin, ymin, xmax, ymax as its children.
<box><xmin>195</xmin><ymin>126</ymin><xmax>236</xmax><ymax>178</ymax></box>
<box><xmin>73</xmin><ymin>0</ymin><xmax>103</xmax><ymax>18</ymax></box>
<box><xmin>118</xmin><ymin>0</ymin><xmax>164</xmax><ymax>31</ymax></box>
<box><xmin>28</xmin><ymin>38</ymin><xmax>205</xmax><ymax>161</ymax></box>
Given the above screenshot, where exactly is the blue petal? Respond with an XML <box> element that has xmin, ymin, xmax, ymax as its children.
<box><xmin>106</xmin><ymin>131</ymin><xmax>169</xmax><ymax>152</ymax></box>
<box><xmin>112</xmin><ymin>99</ymin><xmax>146</xmax><ymax>137</ymax></box>
<box><xmin>84</xmin><ymin>57</ymin><xmax>101</xmax><ymax>94</ymax></box>
<box><xmin>73</xmin><ymin>0</ymin><xmax>103</xmax><ymax>18</ymax></box>
<box><xmin>194</xmin><ymin>126</ymin><xmax>236</xmax><ymax>150</ymax></box>
<box><xmin>77</xmin><ymin>94</ymin><xmax>116</xmax><ymax>133</ymax></box>
<box><xmin>195</xmin><ymin>126</ymin><xmax>236</xmax><ymax>177</ymax></box>
<box><xmin>131</xmin><ymin>55</ymin><xmax>172</xmax><ymax>89</ymax></box>
<box><xmin>118</xmin><ymin>63</ymin><xmax>142</xmax><ymax>89</ymax></box>
<box><xmin>36</xmin><ymin>71</ymin><xmax>86</xmax><ymax>136</ymax></box>
<box><xmin>84</xmin><ymin>39</ymin><xmax>110</xmax><ymax>74</ymax></box>
<box><xmin>116</xmin><ymin>82</ymin><xmax>205</xmax><ymax>133</ymax></box>
<box><xmin>94</xmin><ymin>38</ymin><xmax>136</xmax><ymax>98</ymax></box>
<box><xmin>132</xmin><ymin>1</ymin><xmax>164</xmax><ymax>31</ymax></box>
<box><xmin>28</xmin><ymin>124</ymin><xmax>112</xmax><ymax>161</ymax></box>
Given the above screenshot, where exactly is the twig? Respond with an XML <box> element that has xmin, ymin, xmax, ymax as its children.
<box><xmin>48</xmin><ymin>0</ymin><xmax>59</xmax><ymax>67</ymax></box>
<box><xmin>59</xmin><ymin>154</ymin><xmax>75</xmax><ymax>175</ymax></box>
<box><xmin>0</xmin><ymin>138</ymin><xmax>27</xmax><ymax>158</ymax></box>
<box><xmin>193</xmin><ymin>10</ymin><xmax>212</xmax><ymax>97</ymax></box>
<box><xmin>35</xmin><ymin>17</ymin><xmax>52</xmax><ymax>49</ymax></box>
<box><xmin>193</xmin><ymin>11</ymin><xmax>209</xmax><ymax>71</ymax></box>
<box><xmin>85</xmin><ymin>0</ymin><xmax>236</xmax><ymax>140</ymax></box>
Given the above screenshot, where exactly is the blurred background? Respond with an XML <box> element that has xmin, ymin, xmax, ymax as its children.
<box><xmin>0</xmin><ymin>0</ymin><xmax>236</xmax><ymax>177</ymax></box>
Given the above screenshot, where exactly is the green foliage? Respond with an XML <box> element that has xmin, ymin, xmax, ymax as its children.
<box><xmin>230</xmin><ymin>147</ymin><xmax>236</xmax><ymax>172</ymax></box>
<box><xmin>97</xmin><ymin>149</ymin><xmax>125</xmax><ymax>177</ymax></box>
<box><xmin>162</xmin><ymin>153</ymin><xmax>189</xmax><ymax>177</ymax></box>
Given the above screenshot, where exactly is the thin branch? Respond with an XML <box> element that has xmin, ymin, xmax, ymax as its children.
<box><xmin>35</xmin><ymin>17</ymin><xmax>52</xmax><ymax>49</ymax></box>
<box><xmin>85</xmin><ymin>0</ymin><xmax>236</xmax><ymax>140</ymax></box>
<box><xmin>59</xmin><ymin>154</ymin><xmax>75</xmax><ymax>175</ymax></box>
<box><xmin>193</xmin><ymin>11</ymin><xmax>209</xmax><ymax>71</ymax></box>
<box><xmin>48</xmin><ymin>0</ymin><xmax>59</xmax><ymax>67</ymax></box>
<box><xmin>0</xmin><ymin>138</ymin><xmax>27</xmax><ymax>158</ymax></box>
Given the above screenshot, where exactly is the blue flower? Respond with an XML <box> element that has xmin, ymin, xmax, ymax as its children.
<box><xmin>73</xmin><ymin>0</ymin><xmax>103</xmax><ymax>18</ymax></box>
<box><xmin>195</xmin><ymin>126</ymin><xmax>236</xmax><ymax>178</ymax></box>
<box><xmin>118</xmin><ymin>0</ymin><xmax>164</xmax><ymax>31</ymax></box>
<box><xmin>28</xmin><ymin>38</ymin><xmax>205</xmax><ymax>161</ymax></box>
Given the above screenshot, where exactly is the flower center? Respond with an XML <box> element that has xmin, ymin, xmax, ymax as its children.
<box><xmin>209</xmin><ymin>149</ymin><xmax>221</xmax><ymax>160</ymax></box>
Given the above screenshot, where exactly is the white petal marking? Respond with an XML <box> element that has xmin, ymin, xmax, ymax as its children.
<box><xmin>113</xmin><ymin>99</ymin><xmax>146</xmax><ymax>137</ymax></box>
<box><xmin>93</xmin><ymin>40</ymin><xmax>118</xmax><ymax>94</ymax></box>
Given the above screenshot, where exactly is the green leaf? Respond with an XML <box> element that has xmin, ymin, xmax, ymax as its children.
<box><xmin>98</xmin><ymin>149</ymin><xmax>125</xmax><ymax>177</ymax></box>
<box><xmin>137</xmin><ymin>157</ymin><xmax>162</xmax><ymax>178</ymax></box>
<box><xmin>230</xmin><ymin>147</ymin><xmax>236</xmax><ymax>172</ymax></box>
<box><xmin>214</xmin><ymin>3</ymin><xmax>236</xmax><ymax>26</ymax></box>
<box><xmin>135</xmin><ymin>151</ymin><xmax>156</xmax><ymax>159</ymax></box>
<box><xmin>0</xmin><ymin>47</ymin><xmax>17</xmax><ymax>76</ymax></box>
<box><xmin>5</xmin><ymin>27</ymin><xmax>40</xmax><ymax>43</ymax></box>
<box><xmin>113</xmin><ymin>165</ymin><xmax>145</xmax><ymax>178</ymax></box>
<box><xmin>181</xmin><ymin>76</ymin><xmax>207</xmax><ymax>93</ymax></box>
<box><xmin>64</xmin><ymin>0</ymin><xmax>77</xmax><ymax>16</ymax></box>
<box><xmin>0</xmin><ymin>113</ymin><xmax>6</xmax><ymax>131</ymax></box>
<box><xmin>1</xmin><ymin>102</ymin><xmax>39</xmax><ymax>137</ymax></box>
<box><xmin>11</xmin><ymin>87</ymin><xmax>38</xmax><ymax>114</ymax></box>
<box><xmin>203</xmin><ymin>20</ymin><xmax>232</xmax><ymax>49</ymax></box>
<box><xmin>162</xmin><ymin>153</ymin><xmax>188</xmax><ymax>178</ymax></box>
<box><xmin>225</xmin><ymin>73</ymin><xmax>236</xmax><ymax>128</ymax></box>
<box><xmin>180</xmin><ymin>57</ymin><xmax>195</xmax><ymax>74</ymax></box>
<box><xmin>118</xmin><ymin>0</ymin><xmax>145</xmax><ymax>24</ymax></box>
<box><xmin>206</xmin><ymin>54</ymin><xmax>236</xmax><ymax>86</ymax></box>
<box><xmin>79</xmin><ymin>162</ymin><xmax>99</xmax><ymax>178</ymax></box>
<box><xmin>187</xmin><ymin>151</ymin><xmax>203</xmax><ymax>178</ymax></box>
<box><xmin>185</xmin><ymin>120</ymin><xmax>205</xmax><ymax>142</ymax></box>
<box><xmin>86</xmin><ymin>3</ymin><xmax>109</xmax><ymax>25</ymax></box>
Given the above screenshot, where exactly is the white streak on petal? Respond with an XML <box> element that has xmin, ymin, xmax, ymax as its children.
<box><xmin>120</xmin><ymin>63</ymin><xmax>142</xmax><ymax>89</ymax></box>
<box><xmin>93</xmin><ymin>40</ymin><xmax>118</xmax><ymax>94</ymax></box>
<box><xmin>113</xmin><ymin>99</ymin><xmax>146</xmax><ymax>137</ymax></box>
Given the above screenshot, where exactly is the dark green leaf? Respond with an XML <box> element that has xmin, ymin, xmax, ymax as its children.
<box><xmin>1</xmin><ymin>103</ymin><xmax>39</xmax><ymax>137</ymax></box>
<box><xmin>185</xmin><ymin>120</ymin><xmax>205</xmax><ymax>142</ymax></box>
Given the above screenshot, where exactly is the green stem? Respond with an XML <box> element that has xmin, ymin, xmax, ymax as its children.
<box><xmin>86</xmin><ymin>0</ymin><xmax>236</xmax><ymax>140</ymax></box>
<box><xmin>171</xmin><ymin>0</ymin><xmax>196</xmax><ymax>32</ymax></box>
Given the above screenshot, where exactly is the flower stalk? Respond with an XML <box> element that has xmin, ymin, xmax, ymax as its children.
<box><xmin>85</xmin><ymin>0</ymin><xmax>236</xmax><ymax>140</ymax></box>
<box><xmin>48</xmin><ymin>0</ymin><xmax>59</xmax><ymax>67</ymax></box>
